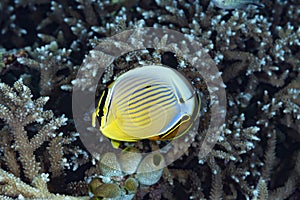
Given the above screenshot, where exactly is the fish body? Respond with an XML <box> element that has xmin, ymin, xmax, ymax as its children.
<box><xmin>92</xmin><ymin>65</ymin><xmax>200</xmax><ymax>146</ymax></box>
<box><xmin>212</xmin><ymin>0</ymin><xmax>264</xmax><ymax>9</ymax></box>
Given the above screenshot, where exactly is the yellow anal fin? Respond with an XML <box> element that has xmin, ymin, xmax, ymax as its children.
<box><xmin>111</xmin><ymin>140</ymin><xmax>121</xmax><ymax>149</ymax></box>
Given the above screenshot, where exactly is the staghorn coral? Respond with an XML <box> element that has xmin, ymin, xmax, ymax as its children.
<box><xmin>16</xmin><ymin>41</ymin><xmax>74</xmax><ymax>96</ymax></box>
<box><xmin>0</xmin><ymin>0</ymin><xmax>299</xmax><ymax>199</ymax></box>
<box><xmin>0</xmin><ymin>79</ymin><xmax>88</xmax><ymax>199</ymax></box>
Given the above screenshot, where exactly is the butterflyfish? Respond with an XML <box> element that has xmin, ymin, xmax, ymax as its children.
<box><xmin>92</xmin><ymin>65</ymin><xmax>200</xmax><ymax>148</ymax></box>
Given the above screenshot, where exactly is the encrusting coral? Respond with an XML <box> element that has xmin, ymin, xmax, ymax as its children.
<box><xmin>0</xmin><ymin>0</ymin><xmax>300</xmax><ymax>199</ymax></box>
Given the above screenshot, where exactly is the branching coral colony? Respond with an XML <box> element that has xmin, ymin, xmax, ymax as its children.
<box><xmin>0</xmin><ymin>79</ymin><xmax>88</xmax><ymax>199</ymax></box>
<box><xmin>0</xmin><ymin>0</ymin><xmax>300</xmax><ymax>199</ymax></box>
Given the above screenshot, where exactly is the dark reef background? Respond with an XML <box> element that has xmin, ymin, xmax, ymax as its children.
<box><xmin>0</xmin><ymin>0</ymin><xmax>299</xmax><ymax>199</ymax></box>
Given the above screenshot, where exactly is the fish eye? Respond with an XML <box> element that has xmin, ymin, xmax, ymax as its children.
<box><xmin>179</xmin><ymin>97</ymin><xmax>185</xmax><ymax>103</ymax></box>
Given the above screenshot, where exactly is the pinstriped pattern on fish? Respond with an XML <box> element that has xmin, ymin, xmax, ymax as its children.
<box><xmin>92</xmin><ymin>65</ymin><xmax>200</xmax><ymax>143</ymax></box>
